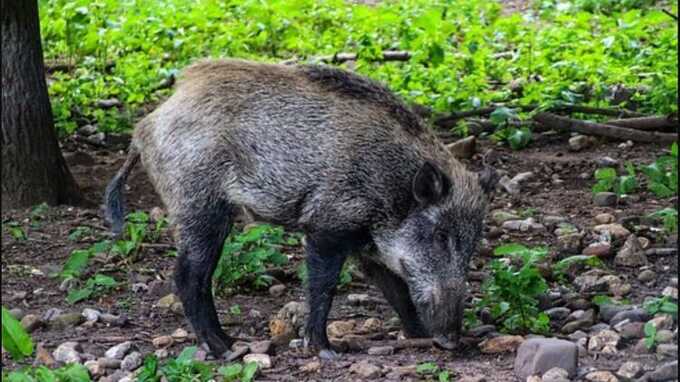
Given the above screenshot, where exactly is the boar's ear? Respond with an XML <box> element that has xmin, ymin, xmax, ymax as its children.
<box><xmin>413</xmin><ymin>161</ymin><xmax>451</xmax><ymax>205</ymax></box>
<box><xmin>478</xmin><ymin>166</ymin><xmax>500</xmax><ymax>194</ymax></box>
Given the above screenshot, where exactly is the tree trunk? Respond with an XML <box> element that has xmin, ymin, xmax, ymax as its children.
<box><xmin>1</xmin><ymin>0</ymin><xmax>82</xmax><ymax>210</ymax></box>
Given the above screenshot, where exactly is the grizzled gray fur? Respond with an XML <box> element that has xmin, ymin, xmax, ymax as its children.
<box><xmin>105</xmin><ymin>59</ymin><xmax>498</xmax><ymax>359</ymax></box>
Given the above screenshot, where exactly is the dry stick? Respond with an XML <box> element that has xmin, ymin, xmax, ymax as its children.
<box><xmin>644</xmin><ymin>248</ymin><xmax>678</xmax><ymax>257</ymax></box>
<box><xmin>662</xmin><ymin>9</ymin><xmax>678</xmax><ymax>20</ymax></box>
<box><xmin>605</xmin><ymin>115</ymin><xmax>679</xmax><ymax>131</ymax></box>
<box><xmin>532</xmin><ymin>112</ymin><xmax>678</xmax><ymax>143</ymax></box>
<box><xmin>434</xmin><ymin>104</ymin><xmax>644</xmax><ymax>129</ymax></box>
<box><xmin>281</xmin><ymin>50</ymin><xmax>411</xmax><ymax>65</ymax></box>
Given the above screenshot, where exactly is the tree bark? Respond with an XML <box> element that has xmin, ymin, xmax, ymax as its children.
<box><xmin>1</xmin><ymin>0</ymin><xmax>82</xmax><ymax>210</ymax></box>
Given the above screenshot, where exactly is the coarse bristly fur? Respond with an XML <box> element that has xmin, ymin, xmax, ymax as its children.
<box><xmin>104</xmin><ymin>58</ymin><xmax>498</xmax><ymax>357</ymax></box>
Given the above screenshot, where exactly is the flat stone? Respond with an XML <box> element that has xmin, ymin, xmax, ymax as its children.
<box><xmin>617</xmin><ymin>361</ymin><xmax>643</xmax><ymax>379</ymax></box>
<box><xmin>327</xmin><ymin>320</ymin><xmax>355</xmax><ymax>338</ymax></box>
<box><xmin>269</xmin><ymin>284</ymin><xmax>286</xmax><ymax>297</ymax></box>
<box><xmin>498</xmin><ymin>175</ymin><xmax>520</xmax><ymax>195</ymax></box>
<box><xmin>593</xmin><ymin>224</ymin><xmax>630</xmax><ymax>240</ymax></box>
<box><xmin>638</xmin><ymin>269</ymin><xmax>656</xmax><ymax>283</ymax></box>
<box><xmin>594</xmin><ymin>213</ymin><xmax>616</xmax><ymax>224</ymax></box>
<box><xmin>655</xmin><ymin>329</ymin><xmax>675</xmax><ymax>344</ymax></box>
<box><xmin>545</xmin><ymin>307</ymin><xmax>571</xmax><ymax>322</ymax></box>
<box><xmin>609</xmin><ymin>308</ymin><xmax>650</xmax><ymax>325</ymax></box>
<box><xmin>243</xmin><ymin>353</ymin><xmax>272</xmax><ymax>369</ymax></box>
<box><xmin>585</xmin><ymin>370</ymin><xmax>619</xmax><ymax>382</ymax></box>
<box><xmin>81</xmin><ymin>308</ymin><xmax>101</xmax><ymax>322</ymax></box>
<box><xmin>616</xmin><ymin>321</ymin><xmax>644</xmax><ymax>339</ymax></box>
<box><xmin>155</xmin><ymin>293</ymin><xmax>181</xmax><ymax>309</ymax></box>
<box><xmin>599</xmin><ymin>304</ymin><xmax>631</xmax><ymax>323</ymax></box>
<box><xmin>641</xmin><ymin>360</ymin><xmax>678</xmax><ymax>381</ymax></box>
<box><xmin>97</xmin><ymin>357</ymin><xmax>122</xmax><ymax>369</ymax></box>
<box><xmin>647</xmin><ymin>314</ymin><xmax>674</xmax><ymax>331</ymax></box>
<box><xmin>35</xmin><ymin>343</ymin><xmax>56</xmax><ymax>367</ymax></box>
<box><xmin>491</xmin><ymin>210</ymin><xmax>520</xmax><ymax>225</ymax></box>
<box><xmin>84</xmin><ymin>360</ymin><xmax>103</xmax><ymax>376</ymax></box>
<box><xmin>569</xmin><ymin>135</ymin><xmax>596</xmax><ymax>151</ymax></box>
<box><xmin>447</xmin><ymin>135</ymin><xmax>476</xmax><ymax>159</ymax></box>
<box><xmin>367</xmin><ymin>345</ymin><xmax>394</xmax><ymax>355</ymax></box>
<box><xmin>349</xmin><ymin>360</ymin><xmax>382</xmax><ymax>379</ymax></box>
<box><xmin>656</xmin><ymin>344</ymin><xmax>678</xmax><ymax>358</ymax></box>
<box><xmin>593</xmin><ymin>192</ymin><xmax>617</xmax><ymax>207</ymax></box>
<box><xmin>467</xmin><ymin>324</ymin><xmax>497</xmax><ymax>338</ymax></box>
<box><xmin>104</xmin><ymin>341</ymin><xmax>133</xmax><ymax>360</ymax></box>
<box><xmin>541</xmin><ymin>367</ymin><xmax>571</xmax><ymax>382</ymax></box>
<box><xmin>171</xmin><ymin>328</ymin><xmax>188</xmax><ymax>341</ymax></box>
<box><xmin>249</xmin><ymin>340</ymin><xmax>272</xmax><ymax>355</ymax></box>
<box><xmin>557</xmin><ymin>232</ymin><xmax>584</xmax><ymax>254</ymax></box>
<box><xmin>152</xmin><ymin>336</ymin><xmax>174</xmax><ymax>348</ymax></box>
<box><xmin>661</xmin><ymin>286</ymin><xmax>678</xmax><ymax>300</ymax></box>
<box><xmin>300</xmin><ymin>360</ymin><xmax>322</xmax><ymax>373</ymax></box>
<box><xmin>583</xmin><ymin>242</ymin><xmax>612</xmax><ymax>257</ymax></box>
<box><xmin>53</xmin><ymin>341</ymin><xmax>82</xmax><ymax>364</ymax></box>
<box><xmin>514</xmin><ymin>338</ymin><xmax>578</xmax><ymax>380</ymax></box>
<box><xmin>614</xmin><ymin>234</ymin><xmax>648</xmax><ymax>267</ymax></box>
<box><xmin>358</xmin><ymin>318</ymin><xmax>382</xmax><ymax>333</ymax></box>
<box><xmin>587</xmin><ymin>329</ymin><xmax>620</xmax><ymax>354</ymax></box>
<box><xmin>480</xmin><ymin>335</ymin><xmax>524</xmax><ymax>354</ymax></box>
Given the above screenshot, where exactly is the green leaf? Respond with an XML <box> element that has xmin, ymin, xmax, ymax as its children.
<box><xmin>416</xmin><ymin>362</ymin><xmax>439</xmax><ymax>375</ymax></box>
<box><xmin>493</xmin><ymin>243</ymin><xmax>528</xmax><ymax>256</ymax></box>
<box><xmin>489</xmin><ymin>107</ymin><xmax>517</xmax><ymax>125</ymax></box>
<box><xmin>66</xmin><ymin>287</ymin><xmax>93</xmax><ymax>304</ymax></box>
<box><xmin>61</xmin><ymin>249</ymin><xmax>91</xmax><ymax>279</ymax></box>
<box><xmin>595</xmin><ymin>168</ymin><xmax>617</xmax><ymax>181</ymax></box>
<box><xmin>176</xmin><ymin>346</ymin><xmax>198</xmax><ymax>364</ymax></box>
<box><xmin>241</xmin><ymin>362</ymin><xmax>259</xmax><ymax>382</ymax></box>
<box><xmin>2</xmin><ymin>306</ymin><xmax>34</xmax><ymax>360</ymax></box>
<box><xmin>218</xmin><ymin>363</ymin><xmax>243</xmax><ymax>379</ymax></box>
<box><xmin>507</xmin><ymin>128</ymin><xmax>532</xmax><ymax>150</ymax></box>
<box><xmin>438</xmin><ymin>370</ymin><xmax>451</xmax><ymax>382</ymax></box>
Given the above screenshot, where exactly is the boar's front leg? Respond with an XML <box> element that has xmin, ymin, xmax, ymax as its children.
<box><xmin>304</xmin><ymin>230</ymin><xmax>369</xmax><ymax>360</ymax></box>
<box><xmin>174</xmin><ymin>199</ymin><xmax>234</xmax><ymax>357</ymax></box>
<box><xmin>359</xmin><ymin>257</ymin><xmax>429</xmax><ymax>338</ymax></box>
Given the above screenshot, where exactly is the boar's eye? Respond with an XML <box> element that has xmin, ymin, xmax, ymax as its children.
<box><xmin>434</xmin><ymin>230</ymin><xmax>448</xmax><ymax>246</ymax></box>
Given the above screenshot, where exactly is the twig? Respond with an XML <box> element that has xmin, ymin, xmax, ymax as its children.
<box><xmin>662</xmin><ymin>9</ymin><xmax>678</xmax><ymax>20</ymax></box>
<box><xmin>533</xmin><ymin>112</ymin><xmax>678</xmax><ymax>143</ymax></box>
<box><xmin>140</xmin><ymin>243</ymin><xmax>175</xmax><ymax>250</ymax></box>
<box><xmin>643</xmin><ymin>248</ymin><xmax>678</xmax><ymax>257</ymax></box>
<box><xmin>282</xmin><ymin>51</ymin><xmax>411</xmax><ymax>65</ymax></box>
<box><xmin>44</xmin><ymin>59</ymin><xmax>115</xmax><ymax>74</ymax></box>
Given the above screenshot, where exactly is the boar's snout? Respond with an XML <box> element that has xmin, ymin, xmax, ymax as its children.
<box><xmin>428</xmin><ymin>281</ymin><xmax>467</xmax><ymax>350</ymax></box>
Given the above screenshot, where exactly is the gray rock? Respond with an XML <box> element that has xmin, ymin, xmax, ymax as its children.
<box><xmin>514</xmin><ymin>338</ymin><xmax>578</xmax><ymax>380</ymax></box>
<box><xmin>82</xmin><ymin>308</ymin><xmax>101</xmax><ymax>322</ymax></box>
<box><xmin>447</xmin><ymin>135</ymin><xmax>476</xmax><ymax>159</ymax></box>
<box><xmin>596</xmin><ymin>156</ymin><xmax>618</xmax><ymax>167</ymax></box>
<box><xmin>491</xmin><ymin>210</ymin><xmax>520</xmax><ymax>225</ymax></box>
<box><xmin>599</xmin><ymin>304</ymin><xmax>631</xmax><ymax>323</ymax></box>
<box><xmin>661</xmin><ymin>286</ymin><xmax>678</xmax><ymax>300</ymax></box>
<box><xmin>656</xmin><ymin>344</ymin><xmax>678</xmax><ymax>358</ymax></box>
<box><xmin>593</xmin><ymin>213</ymin><xmax>616</xmax><ymax>224</ymax></box>
<box><xmin>9</xmin><ymin>308</ymin><xmax>25</xmax><ymax>320</ymax></box>
<box><xmin>97</xmin><ymin>357</ymin><xmax>122</xmax><ymax>369</ymax></box>
<box><xmin>96</xmin><ymin>98</ymin><xmax>122</xmax><ymax>109</ymax></box>
<box><xmin>557</xmin><ymin>232</ymin><xmax>584</xmax><ymax>254</ymax></box>
<box><xmin>42</xmin><ymin>308</ymin><xmax>64</xmax><ymax>322</ymax></box>
<box><xmin>589</xmin><ymin>323</ymin><xmax>612</xmax><ymax>334</ymax></box>
<box><xmin>502</xmin><ymin>218</ymin><xmax>546</xmax><ymax>232</ymax></box>
<box><xmin>585</xmin><ymin>370</ymin><xmax>619</xmax><ymax>382</ymax></box>
<box><xmin>155</xmin><ymin>293</ymin><xmax>181</xmax><ymax>309</ymax></box>
<box><xmin>350</xmin><ymin>360</ymin><xmax>382</xmax><ymax>379</ymax></box>
<box><xmin>53</xmin><ymin>341</ymin><xmax>82</xmax><ymax>364</ymax></box>
<box><xmin>610</xmin><ymin>308</ymin><xmax>650</xmax><ymax>326</ymax></box>
<box><xmin>574</xmin><ymin>270</ymin><xmax>609</xmax><ymax>293</ymax></box>
<box><xmin>637</xmin><ymin>269</ymin><xmax>656</xmax><ymax>282</ymax></box>
<box><xmin>614</xmin><ymin>235</ymin><xmax>648</xmax><ymax>267</ymax></box>
<box><xmin>569</xmin><ymin>135</ymin><xmax>596</xmax><ymax>151</ymax></box>
<box><xmin>121</xmin><ymin>351</ymin><xmax>142</xmax><ymax>371</ymax></box>
<box><xmin>249</xmin><ymin>340</ymin><xmax>272</xmax><ymax>355</ymax></box>
<box><xmin>655</xmin><ymin>329</ymin><xmax>675</xmax><ymax>344</ymax></box>
<box><xmin>84</xmin><ymin>360</ymin><xmax>103</xmax><ymax>377</ymax></box>
<box><xmin>269</xmin><ymin>284</ymin><xmax>286</xmax><ymax>297</ymax></box>
<box><xmin>593</xmin><ymin>192</ymin><xmax>617</xmax><ymax>207</ymax></box>
<box><xmin>542</xmin><ymin>367</ymin><xmax>571</xmax><ymax>382</ymax></box>
<box><xmin>367</xmin><ymin>345</ymin><xmax>394</xmax><ymax>355</ymax></box>
<box><xmin>104</xmin><ymin>341</ymin><xmax>133</xmax><ymax>360</ymax></box>
<box><xmin>616</xmin><ymin>321</ymin><xmax>645</xmax><ymax>339</ymax></box>
<box><xmin>243</xmin><ymin>353</ymin><xmax>272</xmax><ymax>369</ymax></box>
<box><xmin>512</xmin><ymin>171</ymin><xmax>534</xmax><ymax>184</ymax></box>
<box><xmin>498</xmin><ymin>175</ymin><xmax>521</xmax><ymax>195</ymax></box>
<box><xmin>640</xmin><ymin>360</ymin><xmax>677</xmax><ymax>381</ymax></box>
<box><xmin>617</xmin><ymin>361</ymin><xmax>643</xmax><ymax>379</ymax></box>
<box><xmin>647</xmin><ymin>315</ymin><xmax>674</xmax><ymax>331</ymax></box>
<box><xmin>593</xmin><ymin>224</ymin><xmax>630</xmax><ymax>240</ymax></box>
<box><xmin>77</xmin><ymin>124</ymin><xmax>98</xmax><ymax>136</ymax></box>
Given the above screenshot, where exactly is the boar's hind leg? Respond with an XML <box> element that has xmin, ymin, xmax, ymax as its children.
<box><xmin>175</xmin><ymin>198</ymin><xmax>234</xmax><ymax>357</ymax></box>
<box><xmin>305</xmin><ymin>230</ymin><xmax>370</xmax><ymax>359</ymax></box>
<box><xmin>359</xmin><ymin>257</ymin><xmax>429</xmax><ymax>338</ymax></box>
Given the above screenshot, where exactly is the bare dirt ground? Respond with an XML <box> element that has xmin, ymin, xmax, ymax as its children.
<box><xmin>2</xmin><ymin>129</ymin><xmax>677</xmax><ymax>381</ymax></box>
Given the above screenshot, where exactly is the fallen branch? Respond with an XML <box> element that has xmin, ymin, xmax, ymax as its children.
<box><xmin>282</xmin><ymin>50</ymin><xmax>411</xmax><ymax>65</ymax></box>
<box><xmin>662</xmin><ymin>9</ymin><xmax>678</xmax><ymax>20</ymax></box>
<box><xmin>533</xmin><ymin>112</ymin><xmax>677</xmax><ymax>143</ymax></box>
<box><xmin>45</xmin><ymin>59</ymin><xmax>115</xmax><ymax>74</ymax></box>
<box><xmin>643</xmin><ymin>248</ymin><xmax>678</xmax><ymax>257</ymax></box>
<box><xmin>73</xmin><ymin>134</ymin><xmax>108</xmax><ymax>148</ymax></box>
<box><xmin>605</xmin><ymin>115</ymin><xmax>678</xmax><ymax>131</ymax></box>
<box><xmin>337</xmin><ymin>336</ymin><xmax>480</xmax><ymax>352</ymax></box>
<box><xmin>434</xmin><ymin>104</ymin><xmax>644</xmax><ymax>129</ymax></box>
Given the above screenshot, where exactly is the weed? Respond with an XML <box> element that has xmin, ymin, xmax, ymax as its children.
<box><xmin>2</xmin><ymin>306</ymin><xmax>34</xmax><ymax>361</ymax></box>
<box><xmin>640</xmin><ymin>143</ymin><xmax>678</xmax><ymax>198</ymax></box>
<box><xmin>592</xmin><ymin>163</ymin><xmax>637</xmax><ymax>196</ymax></box>
<box><xmin>643</xmin><ymin>296</ymin><xmax>678</xmax><ymax>319</ymax></box>
<box><xmin>478</xmin><ymin>243</ymin><xmax>551</xmax><ymax>334</ymax></box>
<box><xmin>4</xmin><ymin>221</ymin><xmax>27</xmax><ymax>241</ymax></box>
<box><xmin>415</xmin><ymin>362</ymin><xmax>453</xmax><ymax>381</ymax></box>
<box><xmin>647</xmin><ymin>208</ymin><xmax>678</xmax><ymax>233</ymax></box>
<box><xmin>66</xmin><ymin>274</ymin><xmax>118</xmax><ymax>304</ymax></box>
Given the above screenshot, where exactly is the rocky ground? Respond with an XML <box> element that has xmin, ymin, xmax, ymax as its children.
<box><xmin>1</xmin><ymin>129</ymin><xmax>678</xmax><ymax>381</ymax></box>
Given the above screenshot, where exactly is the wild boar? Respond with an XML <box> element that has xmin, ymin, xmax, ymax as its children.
<box><xmin>105</xmin><ymin>59</ymin><xmax>497</xmax><ymax>359</ymax></box>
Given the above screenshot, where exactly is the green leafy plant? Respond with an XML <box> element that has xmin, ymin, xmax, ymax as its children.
<box><xmin>111</xmin><ymin>211</ymin><xmax>166</xmax><ymax>258</ymax></box>
<box><xmin>415</xmin><ymin>362</ymin><xmax>452</xmax><ymax>382</ymax></box>
<box><xmin>68</xmin><ymin>226</ymin><xmax>93</xmax><ymax>242</ymax></box>
<box><xmin>643</xmin><ymin>320</ymin><xmax>658</xmax><ymax>349</ymax></box>
<box><xmin>4</xmin><ymin>364</ymin><xmax>91</xmax><ymax>382</ymax></box>
<box><xmin>4</xmin><ymin>221</ymin><xmax>27</xmax><ymax>241</ymax></box>
<box><xmin>218</xmin><ymin>362</ymin><xmax>259</xmax><ymax>382</ymax></box>
<box><xmin>213</xmin><ymin>224</ymin><xmax>297</xmax><ymax>293</ymax></box>
<box><xmin>553</xmin><ymin>254</ymin><xmax>604</xmax><ymax>281</ymax></box>
<box><xmin>643</xmin><ymin>296</ymin><xmax>678</xmax><ymax>319</ymax></box>
<box><xmin>60</xmin><ymin>240</ymin><xmax>111</xmax><ymax>280</ymax></box>
<box><xmin>640</xmin><ymin>143</ymin><xmax>678</xmax><ymax>198</ymax></box>
<box><xmin>2</xmin><ymin>306</ymin><xmax>34</xmax><ymax>361</ymax></box>
<box><xmin>66</xmin><ymin>274</ymin><xmax>118</xmax><ymax>304</ymax></box>
<box><xmin>647</xmin><ymin>207</ymin><xmax>678</xmax><ymax>233</ymax></box>
<box><xmin>592</xmin><ymin>163</ymin><xmax>637</xmax><ymax>196</ymax></box>
<box><xmin>478</xmin><ymin>243</ymin><xmax>551</xmax><ymax>334</ymax></box>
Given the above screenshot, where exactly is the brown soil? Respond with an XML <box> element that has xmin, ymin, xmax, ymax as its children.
<box><xmin>1</xmin><ymin>132</ymin><xmax>677</xmax><ymax>381</ymax></box>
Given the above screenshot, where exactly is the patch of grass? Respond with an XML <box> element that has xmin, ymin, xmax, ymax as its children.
<box><xmin>39</xmin><ymin>0</ymin><xmax>677</xmax><ymax>136</ymax></box>
<box><xmin>3</xmin><ymin>364</ymin><xmax>91</xmax><ymax>382</ymax></box>
<box><xmin>416</xmin><ymin>362</ymin><xmax>453</xmax><ymax>382</ymax></box>
<box><xmin>592</xmin><ymin>163</ymin><xmax>637</xmax><ymax>196</ymax></box>
<box><xmin>66</xmin><ymin>273</ymin><xmax>118</xmax><ymax>304</ymax></box>
<box><xmin>4</xmin><ymin>221</ymin><xmax>27</xmax><ymax>241</ymax></box>
<box><xmin>647</xmin><ymin>207</ymin><xmax>678</xmax><ymax>234</ymax></box>
<box><xmin>478</xmin><ymin>243</ymin><xmax>551</xmax><ymax>334</ymax></box>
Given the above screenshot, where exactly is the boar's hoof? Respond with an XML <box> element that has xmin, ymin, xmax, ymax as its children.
<box><xmin>433</xmin><ymin>334</ymin><xmax>458</xmax><ymax>351</ymax></box>
<box><xmin>318</xmin><ymin>348</ymin><xmax>340</xmax><ymax>361</ymax></box>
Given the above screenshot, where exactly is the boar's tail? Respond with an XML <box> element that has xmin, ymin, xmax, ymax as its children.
<box><xmin>104</xmin><ymin>145</ymin><xmax>140</xmax><ymax>236</ymax></box>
